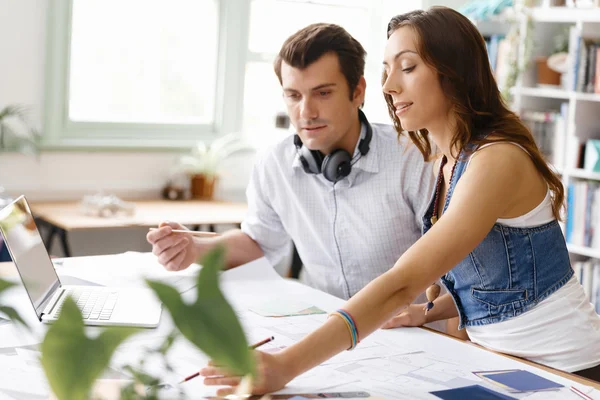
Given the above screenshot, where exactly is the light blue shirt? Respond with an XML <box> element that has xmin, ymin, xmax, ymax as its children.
<box><xmin>242</xmin><ymin>122</ymin><xmax>435</xmax><ymax>299</ymax></box>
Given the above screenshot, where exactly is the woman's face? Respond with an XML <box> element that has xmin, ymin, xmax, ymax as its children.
<box><xmin>382</xmin><ymin>26</ymin><xmax>451</xmax><ymax>133</ymax></box>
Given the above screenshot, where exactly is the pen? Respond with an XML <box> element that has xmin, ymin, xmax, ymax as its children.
<box><xmin>148</xmin><ymin>228</ymin><xmax>219</xmax><ymax>237</ymax></box>
<box><xmin>250</xmin><ymin>335</ymin><xmax>274</xmax><ymax>349</ymax></box>
<box><xmin>570</xmin><ymin>386</ymin><xmax>593</xmax><ymax>400</ymax></box>
<box><xmin>179</xmin><ymin>336</ymin><xmax>275</xmax><ymax>384</ymax></box>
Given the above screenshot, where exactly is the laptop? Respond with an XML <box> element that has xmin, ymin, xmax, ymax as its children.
<box><xmin>0</xmin><ymin>195</ymin><xmax>162</xmax><ymax>328</ymax></box>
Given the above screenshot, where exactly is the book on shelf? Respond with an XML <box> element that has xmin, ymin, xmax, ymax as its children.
<box><xmin>568</xmin><ymin>25</ymin><xmax>581</xmax><ymax>91</ymax></box>
<box><xmin>567</xmin><ymin>136</ymin><xmax>586</xmax><ymax>170</ymax></box>
<box><xmin>573</xmin><ymin>259</ymin><xmax>600</xmax><ymax>314</ymax></box>
<box><xmin>596</xmin><ymin>46</ymin><xmax>600</xmax><ymax>93</ymax></box>
<box><xmin>566</xmin><ymin>26</ymin><xmax>600</xmax><ymax>93</ymax></box>
<box><xmin>566</xmin><ymin>180</ymin><xmax>600</xmax><ymax>248</ymax></box>
<box><xmin>520</xmin><ymin>104</ymin><xmax>568</xmax><ymax>167</ymax></box>
<box><xmin>594</xmin><ymin>265</ymin><xmax>600</xmax><ymax>314</ymax></box>
<box><xmin>495</xmin><ymin>37</ymin><xmax>511</xmax><ymax>91</ymax></box>
<box><xmin>585</xmin><ymin>139</ymin><xmax>600</xmax><ymax>173</ymax></box>
<box><xmin>483</xmin><ymin>34</ymin><xmax>505</xmax><ymax>75</ymax></box>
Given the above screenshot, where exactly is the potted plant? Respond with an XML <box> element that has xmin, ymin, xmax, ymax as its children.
<box><xmin>179</xmin><ymin>134</ymin><xmax>254</xmax><ymax>200</ymax></box>
<box><xmin>0</xmin><ymin>104</ymin><xmax>41</xmax><ymax>251</ymax></box>
<box><xmin>0</xmin><ymin>104</ymin><xmax>40</xmax><ymax>155</ymax></box>
<box><xmin>544</xmin><ymin>27</ymin><xmax>570</xmax><ymax>89</ymax></box>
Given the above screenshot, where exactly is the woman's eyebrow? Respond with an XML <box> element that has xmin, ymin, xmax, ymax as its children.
<box><xmin>383</xmin><ymin>49</ymin><xmax>418</xmax><ymax>66</ymax></box>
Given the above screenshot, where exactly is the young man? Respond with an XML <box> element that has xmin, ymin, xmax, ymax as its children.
<box><xmin>147</xmin><ymin>23</ymin><xmax>435</xmax><ymax>315</ymax></box>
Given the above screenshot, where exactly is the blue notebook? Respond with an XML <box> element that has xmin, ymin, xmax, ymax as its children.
<box><xmin>476</xmin><ymin>369</ymin><xmax>563</xmax><ymax>392</ymax></box>
<box><xmin>431</xmin><ymin>385</ymin><xmax>516</xmax><ymax>400</ymax></box>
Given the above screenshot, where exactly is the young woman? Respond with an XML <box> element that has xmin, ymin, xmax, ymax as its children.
<box><xmin>200</xmin><ymin>7</ymin><xmax>600</xmax><ymax>394</ymax></box>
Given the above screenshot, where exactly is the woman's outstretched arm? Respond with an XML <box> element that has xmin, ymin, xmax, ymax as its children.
<box><xmin>202</xmin><ymin>144</ymin><xmax>533</xmax><ymax>395</ymax></box>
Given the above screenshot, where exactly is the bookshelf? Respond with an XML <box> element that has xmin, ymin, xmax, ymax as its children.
<box><xmin>508</xmin><ymin>5</ymin><xmax>600</xmax><ymax>261</ymax></box>
<box><xmin>568</xmin><ymin>243</ymin><xmax>600</xmax><ymax>259</ymax></box>
<box><xmin>474</xmin><ymin>2</ymin><xmax>600</xmax><ymax>315</ymax></box>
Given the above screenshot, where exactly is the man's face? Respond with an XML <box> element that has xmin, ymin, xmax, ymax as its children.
<box><xmin>280</xmin><ymin>53</ymin><xmax>364</xmax><ymax>154</ymax></box>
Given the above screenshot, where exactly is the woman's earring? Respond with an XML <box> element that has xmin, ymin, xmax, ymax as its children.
<box><xmin>424</xmin><ymin>283</ymin><xmax>441</xmax><ymax>315</ymax></box>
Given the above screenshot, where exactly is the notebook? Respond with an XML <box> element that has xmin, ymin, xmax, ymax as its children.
<box><xmin>473</xmin><ymin>369</ymin><xmax>563</xmax><ymax>393</ymax></box>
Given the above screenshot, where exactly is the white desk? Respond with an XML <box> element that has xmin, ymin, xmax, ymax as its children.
<box><xmin>0</xmin><ymin>253</ymin><xmax>599</xmax><ymax>399</ymax></box>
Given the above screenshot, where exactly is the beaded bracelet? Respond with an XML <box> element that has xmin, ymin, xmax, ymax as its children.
<box><xmin>328</xmin><ymin>309</ymin><xmax>360</xmax><ymax>350</ymax></box>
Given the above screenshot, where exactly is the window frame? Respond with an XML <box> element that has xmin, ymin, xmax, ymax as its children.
<box><xmin>43</xmin><ymin>0</ymin><xmax>422</xmax><ymax>151</ymax></box>
<box><xmin>44</xmin><ymin>0</ymin><xmax>250</xmax><ymax>150</ymax></box>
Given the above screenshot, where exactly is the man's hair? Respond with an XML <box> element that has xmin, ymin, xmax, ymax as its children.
<box><xmin>274</xmin><ymin>23</ymin><xmax>366</xmax><ymax>99</ymax></box>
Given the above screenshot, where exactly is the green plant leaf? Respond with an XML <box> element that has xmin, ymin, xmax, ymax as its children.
<box><xmin>146</xmin><ymin>246</ymin><xmax>254</xmax><ymax>377</ymax></box>
<box><xmin>41</xmin><ymin>297</ymin><xmax>139</xmax><ymax>400</ymax></box>
<box><xmin>0</xmin><ymin>278</ymin><xmax>15</xmax><ymax>293</ymax></box>
<box><xmin>0</xmin><ymin>279</ymin><xmax>27</xmax><ymax>327</ymax></box>
<box><xmin>0</xmin><ymin>306</ymin><xmax>28</xmax><ymax>327</ymax></box>
<box><xmin>0</xmin><ymin>104</ymin><xmax>28</xmax><ymax>119</ymax></box>
<box><xmin>0</xmin><ymin>104</ymin><xmax>40</xmax><ymax>154</ymax></box>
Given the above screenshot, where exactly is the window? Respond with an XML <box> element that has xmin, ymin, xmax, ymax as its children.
<box><xmin>45</xmin><ymin>0</ymin><xmax>422</xmax><ymax>149</ymax></box>
<box><xmin>241</xmin><ymin>0</ymin><xmax>424</xmax><ymax>147</ymax></box>
<box><xmin>68</xmin><ymin>0</ymin><xmax>218</xmax><ymax>125</ymax></box>
<box><xmin>45</xmin><ymin>0</ymin><xmax>225</xmax><ymax>148</ymax></box>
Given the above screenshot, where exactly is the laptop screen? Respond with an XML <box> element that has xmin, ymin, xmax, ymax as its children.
<box><xmin>0</xmin><ymin>196</ymin><xmax>60</xmax><ymax>319</ymax></box>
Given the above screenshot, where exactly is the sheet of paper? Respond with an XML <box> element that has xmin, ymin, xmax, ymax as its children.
<box><xmin>335</xmin><ymin>363</ymin><xmax>404</xmax><ymax>383</ymax></box>
<box><xmin>274</xmin><ymin>366</ymin><xmax>358</xmax><ymax>395</ymax></box>
<box><xmin>0</xmin><ymin>355</ymin><xmax>50</xmax><ymax>397</ymax></box>
<box><xmin>249</xmin><ymin>299</ymin><xmax>326</xmax><ymax>317</ymax></box>
<box><xmin>322</xmin><ymin>345</ymin><xmax>409</xmax><ymax>365</ymax></box>
<box><xmin>523</xmin><ymin>385</ymin><xmax>598</xmax><ymax>400</ymax></box>
<box><xmin>351</xmin><ymin>379</ymin><xmax>440</xmax><ymax>400</ymax></box>
<box><xmin>220</xmin><ymin>257</ymin><xmax>282</xmax><ymax>282</ymax></box>
<box><xmin>55</xmin><ymin>252</ymin><xmax>201</xmax><ymax>289</ymax></box>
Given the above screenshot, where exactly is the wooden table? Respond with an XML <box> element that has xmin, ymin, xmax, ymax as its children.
<box><xmin>30</xmin><ymin>200</ymin><xmax>247</xmax><ymax>257</ymax></box>
<box><xmin>421</xmin><ymin>327</ymin><xmax>600</xmax><ymax>389</ymax></box>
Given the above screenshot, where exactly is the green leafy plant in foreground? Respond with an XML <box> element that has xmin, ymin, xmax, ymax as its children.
<box><xmin>0</xmin><ymin>278</ymin><xmax>27</xmax><ymax>327</ymax></box>
<box><xmin>39</xmin><ymin>245</ymin><xmax>253</xmax><ymax>399</ymax></box>
<box><xmin>40</xmin><ymin>298</ymin><xmax>139</xmax><ymax>400</ymax></box>
<box><xmin>146</xmin><ymin>245</ymin><xmax>255</xmax><ymax>377</ymax></box>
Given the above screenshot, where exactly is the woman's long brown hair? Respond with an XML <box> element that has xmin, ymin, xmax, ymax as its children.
<box><xmin>383</xmin><ymin>7</ymin><xmax>565</xmax><ymax>219</ymax></box>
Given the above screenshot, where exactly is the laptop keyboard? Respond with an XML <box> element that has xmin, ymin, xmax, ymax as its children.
<box><xmin>54</xmin><ymin>288</ymin><xmax>119</xmax><ymax>320</ymax></box>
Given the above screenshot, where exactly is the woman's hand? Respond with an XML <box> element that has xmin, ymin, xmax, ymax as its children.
<box><xmin>200</xmin><ymin>351</ymin><xmax>294</xmax><ymax>396</ymax></box>
<box><xmin>381</xmin><ymin>303</ymin><xmax>428</xmax><ymax>329</ymax></box>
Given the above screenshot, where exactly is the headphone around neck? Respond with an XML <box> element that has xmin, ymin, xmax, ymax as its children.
<box><xmin>294</xmin><ymin>109</ymin><xmax>373</xmax><ymax>183</ymax></box>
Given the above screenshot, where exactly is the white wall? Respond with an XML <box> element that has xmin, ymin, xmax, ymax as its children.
<box><xmin>424</xmin><ymin>0</ymin><xmax>467</xmax><ymax>9</ymax></box>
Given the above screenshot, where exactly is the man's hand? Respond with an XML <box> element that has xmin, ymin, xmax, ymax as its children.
<box><xmin>381</xmin><ymin>303</ymin><xmax>428</xmax><ymax>329</ymax></box>
<box><xmin>146</xmin><ymin>221</ymin><xmax>198</xmax><ymax>271</ymax></box>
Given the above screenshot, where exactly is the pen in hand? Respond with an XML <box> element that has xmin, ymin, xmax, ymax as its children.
<box><xmin>249</xmin><ymin>335</ymin><xmax>275</xmax><ymax>350</ymax></box>
<box><xmin>179</xmin><ymin>336</ymin><xmax>275</xmax><ymax>384</ymax></box>
<box><xmin>148</xmin><ymin>227</ymin><xmax>219</xmax><ymax>238</ymax></box>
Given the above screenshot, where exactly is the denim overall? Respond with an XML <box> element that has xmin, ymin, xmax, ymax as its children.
<box><xmin>422</xmin><ymin>148</ymin><xmax>573</xmax><ymax>329</ymax></box>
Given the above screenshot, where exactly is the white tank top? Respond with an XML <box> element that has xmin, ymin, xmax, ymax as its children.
<box><xmin>464</xmin><ymin>142</ymin><xmax>600</xmax><ymax>372</ymax></box>
<box><xmin>466</xmin><ymin>142</ymin><xmax>554</xmax><ymax>227</ymax></box>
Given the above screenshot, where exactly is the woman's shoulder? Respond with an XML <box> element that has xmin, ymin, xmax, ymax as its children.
<box><xmin>463</xmin><ymin>140</ymin><xmax>537</xmax><ymax>194</ymax></box>
<box><xmin>468</xmin><ymin>138</ymin><xmax>532</xmax><ymax>167</ymax></box>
